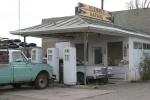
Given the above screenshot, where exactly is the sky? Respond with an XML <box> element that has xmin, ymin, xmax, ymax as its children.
<box><xmin>0</xmin><ymin>0</ymin><xmax>131</xmax><ymax>46</ymax></box>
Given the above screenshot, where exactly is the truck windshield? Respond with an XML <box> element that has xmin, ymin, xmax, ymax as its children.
<box><xmin>0</xmin><ymin>51</ymin><xmax>9</xmax><ymax>64</ymax></box>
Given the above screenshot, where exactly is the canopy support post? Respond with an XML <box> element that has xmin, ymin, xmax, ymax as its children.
<box><xmin>84</xmin><ymin>32</ymin><xmax>88</xmax><ymax>85</ymax></box>
<box><xmin>23</xmin><ymin>36</ymin><xmax>27</xmax><ymax>55</ymax></box>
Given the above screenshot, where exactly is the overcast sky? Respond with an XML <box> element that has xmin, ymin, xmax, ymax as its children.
<box><xmin>0</xmin><ymin>0</ymin><xmax>131</xmax><ymax>46</ymax></box>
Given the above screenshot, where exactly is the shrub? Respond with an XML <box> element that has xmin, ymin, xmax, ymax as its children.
<box><xmin>140</xmin><ymin>56</ymin><xmax>150</xmax><ymax>80</ymax></box>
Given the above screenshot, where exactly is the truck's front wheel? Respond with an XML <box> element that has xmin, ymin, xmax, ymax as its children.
<box><xmin>34</xmin><ymin>73</ymin><xmax>48</xmax><ymax>89</ymax></box>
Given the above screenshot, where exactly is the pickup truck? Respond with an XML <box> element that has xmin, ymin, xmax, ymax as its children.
<box><xmin>0</xmin><ymin>49</ymin><xmax>53</xmax><ymax>89</ymax></box>
<box><xmin>76</xmin><ymin>59</ymin><xmax>113</xmax><ymax>84</ymax></box>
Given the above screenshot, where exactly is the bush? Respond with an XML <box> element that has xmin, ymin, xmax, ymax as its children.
<box><xmin>140</xmin><ymin>56</ymin><xmax>150</xmax><ymax>80</ymax></box>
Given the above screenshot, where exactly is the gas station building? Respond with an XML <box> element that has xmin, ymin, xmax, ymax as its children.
<box><xmin>11</xmin><ymin>4</ymin><xmax>150</xmax><ymax>81</ymax></box>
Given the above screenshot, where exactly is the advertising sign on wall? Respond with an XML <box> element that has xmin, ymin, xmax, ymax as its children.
<box><xmin>75</xmin><ymin>2</ymin><xmax>113</xmax><ymax>22</ymax></box>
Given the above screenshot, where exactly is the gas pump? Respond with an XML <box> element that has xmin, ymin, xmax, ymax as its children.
<box><xmin>63</xmin><ymin>47</ymin><xmax>76</xmax><ymax>85</ymax></box>
<box><xmin>47</xmin><ymin>48</ymin><xmax>59</xmax><ymax>81</ymax></box>
<box><xmin>31</xmin><ymin>47</ymin><xmax>43</xmax><ymax>63</ymax></box>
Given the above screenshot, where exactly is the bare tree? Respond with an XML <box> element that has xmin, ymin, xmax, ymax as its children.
<box><xmin>126</xmin><ymin>0</ymin><xmax>150</xmax><ymax>10</ymax></box>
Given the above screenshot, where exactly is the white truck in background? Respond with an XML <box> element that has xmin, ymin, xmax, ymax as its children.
<box><xmin>76</xmin><ymin>59</ymin><xmax>113</xmax><ymax>84</ymax></box>
<box><xmin>56</xmin><ymin>42</ymin><xmax>113</xmax><ymax>84</ymax></box>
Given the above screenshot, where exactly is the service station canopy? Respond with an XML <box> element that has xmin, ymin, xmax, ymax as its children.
<box><xmin>10</xmin><ymin>15</ymin><xmax>150</xmax><ymax>39</ymax></box>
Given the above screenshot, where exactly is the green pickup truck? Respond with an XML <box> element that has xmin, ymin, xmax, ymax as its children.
<box><xmin>0</xmin><ymin>49</ymin><xmax>53</xmax><ymax>89</ymax></box>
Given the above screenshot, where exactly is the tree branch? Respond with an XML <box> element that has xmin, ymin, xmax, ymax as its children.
<box><xmin>126</xmin><ymin>0</ymin><xmax>150</xmax><ymax>9</ymax></box>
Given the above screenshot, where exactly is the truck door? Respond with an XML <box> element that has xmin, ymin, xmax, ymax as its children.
<box><xmin>12</xmin><ymin>51</ymin><xmax>31</xmax><ymax>82</ymax></box>
<box><xmin>0</xmin><ymin>51</ymin><xmax>11</xmax><ymax>84</ymax></box>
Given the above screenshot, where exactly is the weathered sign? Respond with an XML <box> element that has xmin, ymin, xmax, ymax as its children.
<box><xmin>76</xmin><ymin>2</ymin><xmax>113</xmax><ymax>22</ymax></box>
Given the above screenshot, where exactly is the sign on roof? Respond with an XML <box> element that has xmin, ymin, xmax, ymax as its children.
<box><xmin>75</xmin><ymin>2</ymin><xmax>113</xmax><ymax>22</ymax></box>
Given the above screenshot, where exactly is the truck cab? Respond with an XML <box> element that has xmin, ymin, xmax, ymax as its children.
<box><xmin>0</xmin><ymin>49</ymin><xmax>53</xmax><ymax>89</ymax></box>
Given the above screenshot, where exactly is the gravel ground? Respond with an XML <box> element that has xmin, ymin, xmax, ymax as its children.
<box><xmin>1</xmin><ymin>80</ymin><xmax>150</xmax><ymax>100</ymax></box>
<box><xmin>81</xmin><ymin>81</ymin><xmax>150</xmax><ymax>100</ymax></box>
<box><xmin>0</xmin><ymin>85</ymin><xmax>112</xmax><ymax>100</ymax></box>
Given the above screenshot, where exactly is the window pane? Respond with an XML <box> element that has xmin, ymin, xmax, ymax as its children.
<box><xmin>134</xmin><ymin>42</ymin><xmax>142</xmax><ymax>49</ymax></box>
<box><xmin>147</xmin><ymin>44</ymin><xmax>150</xmax><ymax>50</ymax></box>
<box><xmin>143</xmin><ymin>43</ymin><xmax>147</xmax><ymax>49</ymax></box>
<box><xmin>134</xmin><ymin>42</ymin><xmax>138</xmax><ymax>49</ymax></box>
<box><xmin>139</xmin><ymin>43</ymin><xmax>142</xmax><ymax>49</ymax></box>
<box><xmin>12</xmin><ymin>52</ymin><xmax>25</xmax><ymax>62</ymax></box>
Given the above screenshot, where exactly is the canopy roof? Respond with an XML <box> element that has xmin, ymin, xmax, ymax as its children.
<box><xmin>10</xmin><ymin>15</ymin><xmax>150</xmax><ymax>39</ymax></box>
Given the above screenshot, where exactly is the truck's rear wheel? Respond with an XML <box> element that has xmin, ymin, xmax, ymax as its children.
<box><xmin>12</xmin><ymin>84</ymin><xmax>21</xmax><ymax>88</ymax></box>
<box><xmin>34</xmin><ymin>73</ymin><xmax>48</xmax><ymax>89</ymax></box>
<box><xmin>77</xmin><ymin>73</ymin><xmax>84</xmax><ymax>85</ymax></box>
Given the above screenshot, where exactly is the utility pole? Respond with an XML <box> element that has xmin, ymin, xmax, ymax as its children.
<box><xmin>18</xmin><ymin>0</ymin><xmax>20</xmax><ymax>31</ymax></box>
<box><xmin>18</xmin><ymin>0</ymin><xmax>21</xmax><ymax>39</ymax></box>
<box><xmin>101</xmin><ymin>0</ymin><xmax>104</xmax><ymax>10</ymax></box>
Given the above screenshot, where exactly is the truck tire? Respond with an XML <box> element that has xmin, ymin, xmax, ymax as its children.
<box><xmin>12</xmin><ymin>84</ymin><xmax>22</xmax><ymax>88</ymax></box>
<box><xmin>77</xmin><ymin>73</ymin><xmax>84</xmax><ymax>85</ymax></box>
<box><xmin>34</xmin><ymin>73</ymin><xmax>48</xmax><ymax>89</ymax></box>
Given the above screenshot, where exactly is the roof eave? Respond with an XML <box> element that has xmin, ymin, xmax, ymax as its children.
<box><xmin>10</xmin><ymin>25</ymin><xmax>90</xmax><ymax>37</ymax></box>
<box><xmin>89</xmin><ymin>25</ymin><xmax>150</xmax><ymax>39</ymax></box>
<box><xmin>10</xmin><ymin>22</ymin><xmax>150</xmax><ymax>39</ymax></box>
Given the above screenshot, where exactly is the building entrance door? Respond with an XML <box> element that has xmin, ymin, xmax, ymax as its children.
<box><xmin>93</xmin><ymin>47</ymin><xmax>103</xmax><ymax>65</ymax></box>
<box><xmin>107</xmin><ymin>42</ymin><xmax>123</xmax><ymax>66</ymax></box>
<box><xmin>76</xmin><ymin>44</ymin><xmax>84</xmax><ymax>61</ymax></box>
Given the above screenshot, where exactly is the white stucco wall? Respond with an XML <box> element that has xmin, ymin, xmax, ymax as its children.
<box><xmin>128</xmin><ymin>37</ymin><xmax>150</xmax><ymax>81</ymax></box>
